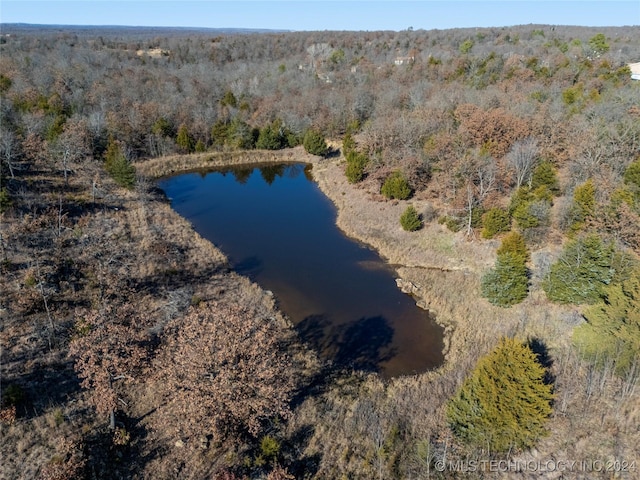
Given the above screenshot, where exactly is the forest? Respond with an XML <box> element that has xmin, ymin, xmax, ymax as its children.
<box><xmin>0</xmin><ymin>22</ymin><xmax>639</xmax><ymax>479</ymax></box>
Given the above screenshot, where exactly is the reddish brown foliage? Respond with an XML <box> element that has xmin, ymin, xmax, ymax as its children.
<box><xmin>454</xmin><ymin>103</ymin><xmax>531</xmax><ymax>159</ymax></box>
<box><xmin>68</xmin><ymin>304</ymin><xmax>149</xmax><ymax>424</ymax></box>
<box><xmin>156</xmin><ymin>301</ymin><xmax>298</xmax><ymax>440</ymax></box>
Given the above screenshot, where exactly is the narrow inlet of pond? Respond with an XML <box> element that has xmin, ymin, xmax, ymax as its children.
<box><xmin>159</xmin><ymin>163</ymin><xmax>444</xmax><ymax>377</ymax></box>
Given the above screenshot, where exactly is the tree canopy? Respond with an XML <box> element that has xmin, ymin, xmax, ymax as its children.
<box><xmin>447</xmin><ymin>337</ymin><xmax>554</xmax><ymax>454</ymax></box>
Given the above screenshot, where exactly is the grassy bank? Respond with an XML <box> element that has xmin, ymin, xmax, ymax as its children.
<box><xmin>136</xmin><ymin>149</ymin><xmax>639</xmax><ymax>478</ymax></box>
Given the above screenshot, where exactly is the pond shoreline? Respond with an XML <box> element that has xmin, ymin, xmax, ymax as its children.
<box><xmin>137</xmin><ymin>147</ymin><xmax>571</xmax><ymax>377</ymax></box>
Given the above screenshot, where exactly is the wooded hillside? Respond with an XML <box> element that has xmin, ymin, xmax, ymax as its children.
<box><xmin>1</xmin><ymin>24</ymin><xmax>638</xmax><ymax>479</ymax></box>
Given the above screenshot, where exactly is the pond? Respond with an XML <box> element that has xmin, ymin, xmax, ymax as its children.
<box><xmin>159</xmin><ymin>163</ymin><xmax>444</xmax><ymax>377</ymax></box>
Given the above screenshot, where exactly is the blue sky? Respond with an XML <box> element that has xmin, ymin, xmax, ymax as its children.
<box><xmin>1</xmin><ymin>1</ymin><xmax>638</xmax><ymax>31</ymax></box>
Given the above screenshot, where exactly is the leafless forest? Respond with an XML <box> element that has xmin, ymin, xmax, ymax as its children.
<box><xmin>0</xmin><ymin>23</ymin><xmax>639</xmax><ymax>479</ymax></box>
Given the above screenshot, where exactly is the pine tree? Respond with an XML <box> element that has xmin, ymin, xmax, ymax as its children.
<box><xmin>497</xmin><ymin>231</ymin><xmax>529</xmax><ymax>263</ymax></box>
<box><xmin>381</xmin><ymin>171</ymin><xmax>412</xmax><ymax>200</ymax></box>
<box><xmin>104</xmin><ymin>138</ymin><xmax>136</xmax><ymax>189</ymax></box>
<box><xmin>345</xmin><ymin>150</ymin><xmax>369</xmax><ymax>183</ymax></box>
<box><xmin>447</xmin><ymin>338</ymin><xmax>554</xmax><ymax>454</ymax></box>
<box><xmin>481</xmin><ymin>207</ymin><xmax>510</xmax><ymax>239</ymax></box>
<box><xmin>573</xmin><ymin>266</ymin><xmax>640</xmax><ymax>375</ymax></box>
<box><xmin>568</xmin><ymin>179</ymin><xmax>596</xmax><ymax>233</ymax></box>
<box><xmin>543</xmin><ymin>234</ymin><xmax>615</xmax><ymax>304</ymax></box>
<box><xmin>481</xmin><ymin>253</ymin><xmax>528</xmax><ymax>307</ymax></box>
<box><xmin>176</xmin><ymin>124</ymin><xmax>194</xmax><ymax>153</ymax></box>
<box><xmin>400</xmin><ymin>205</ymin><xmax>423</xmax><ymax>231</ymax></box>
<box><xmin>303</xmin><ymin>129</ymin><xmax>328</xmax><ymax>157</ymax></box>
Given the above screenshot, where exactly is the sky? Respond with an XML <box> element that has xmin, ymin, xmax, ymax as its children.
<box><xmin>1</xmin><ymin>1</ymin><xmax>639</xmax><ymax>31</ymax></box>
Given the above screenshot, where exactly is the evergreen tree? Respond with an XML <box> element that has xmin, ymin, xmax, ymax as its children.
<box><xmin>568</xmin><ymin>179</ymin><xmax>595</xmax><ymax>233</ymax></box>
<box><xmin>104</xmin><ymin>138</ymin><xmax>136</xmax><ymax>189</ymax></box>
<box><xmin>531</xmin><ymin>160</ymin><xmax>560</xmax><ymax>194</ymax></box>
<box><xmin>400</xmin><ymin>205</ymin><xmax>423</xmax><ymax>231</ymax></box>
<box><xmin>481</xmin><ymin>207</ymin><xmax>510</xmax><ymax>239</ymax></box>
<box><xmin>303</xmin><ymin>129</ymin><xmax>328</xmax><ymax>157</ymax></box>
<box><xmin>543</xmin><ymin>234</ymin><xmax>615</xmax><ymax>304</ymax></box>
<box><xmin>447</xmin><ymin>338</ymin><xmax>554</xmax><ymax>453</ymax></box>
<box><xmin>623</xmin><ymin>157</ymin><xmax>640</xmax><ymax>202</ymax></box>
<box><xmin>481</xmin><ymin>232</ymin><xmax>529</xmax><ymax>307</ymax></box>
<box><xmin>256</xmin><ymin>120</ymin><xmax>286</xmax><ymax>150</ymax></box>
<box><xmin>497</xmin><ymin>231</ymin><xmax>530</xmax><ymax>263</ymax></box>
<box><xmin>573</xmin><ymin>266</ymin><xmax>640</xmax><ymax>376</ymax></box>
<box><xmin>381</xmin><ymin>171</ymin><xmax>412</xmax><ymax>200</ymax></box>
<box><xmin>345</xmin><ymin>150</ymin><xmax>369</xmax><ymax>184</ymax></box>
<box><xmin>481</xmin><ymin>252</ymin><xmax>529</xmax><ymax>307</ymax></box>
<box><xmin>176</xmin><ymin>124</ymin><xmax>194</xmax><ymax>153</ymax></box>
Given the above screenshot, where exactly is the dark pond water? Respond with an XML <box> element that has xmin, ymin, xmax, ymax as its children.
<box><xmin>159</xmin><ymin>163</ymin><xmax>443</xmax><ymax>377</ymax></box>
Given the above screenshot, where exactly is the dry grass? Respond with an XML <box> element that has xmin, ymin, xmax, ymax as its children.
<box><xmin>3</xmin><ymin>147</ymin><xmax>637</xmax><ymax>479</ymax></box>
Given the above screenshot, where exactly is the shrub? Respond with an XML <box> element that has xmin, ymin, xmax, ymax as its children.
<box><xmin>400</xmin><ymin>205</ymin><xmax>423</xmax><ymax>231</ymax></box>
<box><xmin>381</xmin><ymin>171</ymin><xmax>412</xmax><ymax>200</ymax></box>
<box><xmin>481</xmin><ymin>207</ymin><xmax>510</xmax><ymax>239</ymax></box>
<box><xmin>345</xmin><ymin>150</ymin><xmax>369</xmax><ymax>183</ymax></box>
<box><xmin>447</xmin><ymin>338</ymin><xmax>554</xmax><ymax>453</ymax></box>
<box><xmin>303</xmin><ymin>129</ymin><xmax>328</xmax><ymax>157</ymax></box>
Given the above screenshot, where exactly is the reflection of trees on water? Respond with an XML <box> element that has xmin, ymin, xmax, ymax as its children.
<box><xmin>205</xmin><ymin>163</ymin><xmax>310</xmax><ymax>185</ymax></box>
<box><xmin>260</xmin><ymin>164</ymin><xmax>286</xmax><ymax>185</ymax></box>
<box><xmin>296</xmin><ymin>314</ymin><xmax>396</xmax><ymax>373</ymax></box>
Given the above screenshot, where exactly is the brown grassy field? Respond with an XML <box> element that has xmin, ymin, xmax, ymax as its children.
<box><xmin>2</xmin><ymin>148</ymin><xmax>637</xmax><ymax>479</ymax></box>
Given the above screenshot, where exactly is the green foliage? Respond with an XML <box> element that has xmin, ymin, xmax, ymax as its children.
<box><xmin>152</xmin><ymin>117</ymin><xmax>174</xmax><ymax>137</ymax></box>
<box><xmin>447</xmin><ymin>338</ymin><xmax>553</xmax><ymax>453</ymax></box>
<box><xmin>255</xmin><ymin>435</ymin><xmax>280</xmax><ymax>466</ymax></box>
<box><xmin>459</xmin><ymin>39</ymin><xmax>474</xmax><ymax>54</ymax></box>
<box><xmin>588</xmin><ymin>33</ymin><xmax>610</xmax><ymax>56</ymax></box>
<box><xmin>481</xmin><ymin>208</ymin><xmax>511</xmax><ymax>239</ymax></box>
<box><xmin>400</xmin><ymin>205</ymin><xmax>423</xmax><ymax>232</ymax></box>
<box><xmin>509</xmin><ymin>186</ymin><xmax>551</xmax><ymax>230</ymax></box>
<box><xmin>256</xmin><ymin>120</ymin><xmax>288</xmax><ymax>150</ymax></box>
<box><xmin>329</xmin><ymin>48</ymin><xmax>345</xmax><ymax>65</ymax></box>
<box><xmin>194</xmin><ymin>139</ymin><xmax>206</xmax><ymax>152</ymax></box>
<box><xmin>531</xmin><ymin>161</ymin><xmax>560</xmax><ymax>194</ymax></box>
<box><xmin>497</xmin><ymin>231</ymin><xmax>529</xmax><ymax>263</ymax></box>
<box><xmin>438</xmin><ymin>215</ymin><xmax>462</xmax><ymax>233</ymax></box>
<box><xmin>623</xmin><ymin>158</ymin><xmax>640</xmax><ymax>202</ymax></box>
<box><xmin>227</xmin><ymin>117</ymin><xmax>257</xmax><ymax>149</ymax></box>
<box><xmin>176</xmin><ymin>124</ymin><xmax>194</xmax><ymax>153</ymax></box>
<box><xmin>303</xmin><ymin>129</ymin><xmax>328</xmax><ymax>157</ymax></box>
<box><xmin>342</xmin><ymin>131</ymin><xmax>356</xmax><ymax>156</ymax></box>
<box><xmin>45</xmin><ymin>114</ymin><xmax>67</xmax><ymax>142</ymax></box>
<box><xmin>381</xmin><ymin>171</ymin><xmax>412</xmax><ymax>200</ymax></box>
<box><xmin>543</xmin><ymin>234</ymin><xmax>615</xmax><ymax>304</ymax></box>
<box><xmin>562</xmin><ymin>83</ymin><xmax>584</xmax><ymax>106</ymax></box>
<box><xmin>568</xmin><ymin>179</ymin><xmax>596</xmax><ymax>233</ymax></box>
<box><xmin>104</xmin><ymin>139</ymin><xmax>136</xmax><ymax>189</ymax></box>
<box><xmin>573</xmin><ymin>266</ymin><xmax>640</xmax><ymax>376</ymax></box>
<box><xmin>481</xmin><ymin>252</ymin><xmax>529</xmax><ymax>307</ymax></box>
<box><xmin>0</xmin><ymin>187</ymin><xmax>11</xmax><ymax>213</ymax></box>
<box><xmin>344</xmin><ymin>149</ymin><xmax>369</xmax><ymax>184</ymax></box>
<box><xmin>221</xmin><ymin>89</ymin><xmax>238</xmax><ymax>108</ymax></box>
<box><xmin>2</xmin><ymin>384</ymin><xmax>25</xmax><ymax>408</ymax></box>
<box><xmin>211</xmin><ymin>120</ymin><xmax>230</xmax><ymax>148</ymax></box>
<box><xmin>0</xmin><ymin>74</ymin><xmax>12</xmax><ymax>94</ymax></box>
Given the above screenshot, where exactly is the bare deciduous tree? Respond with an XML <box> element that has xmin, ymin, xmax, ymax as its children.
<box><xmin>507</xmin><ymin>137</ymin><xmax>539</xmax><ymax>188</ymax></box>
